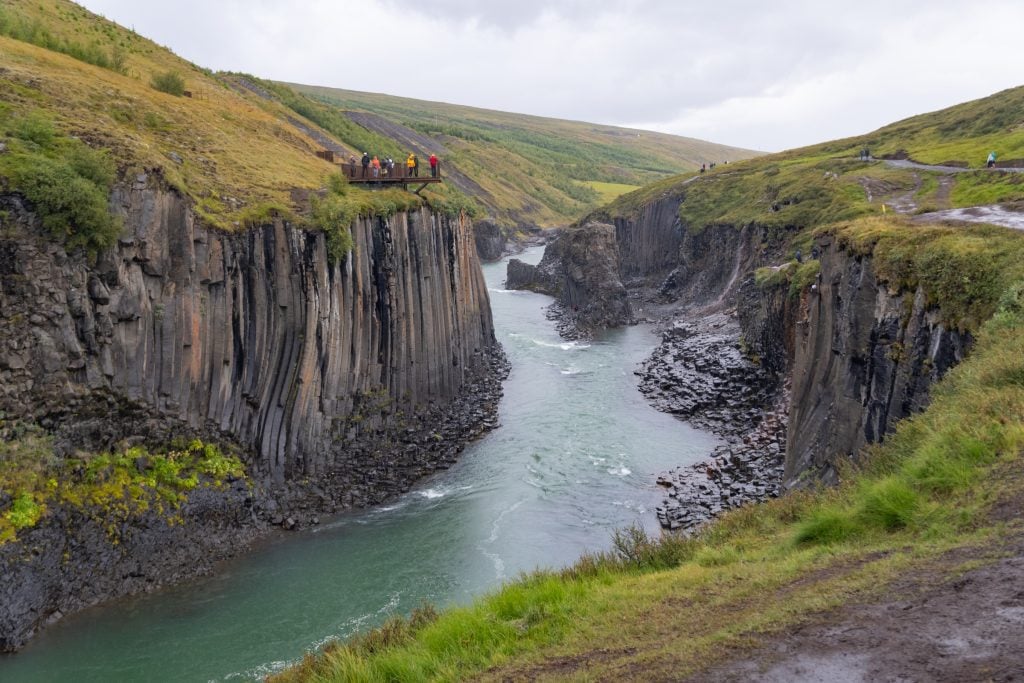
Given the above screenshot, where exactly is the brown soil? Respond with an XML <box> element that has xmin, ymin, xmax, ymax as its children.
<box><xmin>691</xmin><ymin>539</ymin><xmax>1024</xmax><ymax>682</ymax></box>
<box><xmin>691</xmin><ymin>470</ymin><xmax>1024</xmax><ymax>683</ymax></box>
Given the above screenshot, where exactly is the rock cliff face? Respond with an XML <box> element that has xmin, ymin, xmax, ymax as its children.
<box><xmin>505</xmin><ymin>222</ymin><xmax>632</xmax><ymax>334</ymax></box>
<box><xmin>0</xmin><ymin>181</ymin><xmax>504</xmax><ymax>649</ymax></box>
<box><xmin>658</xmin><ymin>223</ymin><xmax>761</xmax><ymax>308</ymax></box>
<box><xmin>611</xmin><ymin>196</ymin><xmax>683</xmax><ymax>283</ymax></box>
<box><xmin>534</xmin><ymin>184</ymin><xmax>970</xmax><ymax>521</ymax></box>
<box><xmin>783</xmin><ymin>236</ymin><xmax>970</xmax><ymax>486</ymax></box>
<box><xmin>0</xmin><ymin>184</ymin><xmax>497</xmax><ymax>485</ymax></box>
<box><xmin>473</xmin><ymin>219</ymin><xmax>508</xmax><ymax>262</ymax></box>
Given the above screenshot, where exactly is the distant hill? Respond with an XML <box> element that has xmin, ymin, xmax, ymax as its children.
<box><xmin>286</xmin><ymin>84</ymin><xmax>759</xmax><ymax>227</ymax></box>
<box><xmin>596</xmin><ymin>84</ymin><xmax>1024</xmax><ymax>240</ymax></box>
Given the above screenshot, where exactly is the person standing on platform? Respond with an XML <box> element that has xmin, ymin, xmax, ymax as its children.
<box><xmin>361</xmin><ymin>152</ymin><xmax>370</xmax><ymax>178</ymax></box>
<box><xmin>429</xmin><ymin>153</ymin><xmax>438</xmax><ymax>178</ymax></box>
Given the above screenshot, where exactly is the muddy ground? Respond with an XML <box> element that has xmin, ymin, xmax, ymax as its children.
<box><xmin>690</xmin><ymin>536</ymin><xmax>1024</xmax><ymax>683</ymax></box>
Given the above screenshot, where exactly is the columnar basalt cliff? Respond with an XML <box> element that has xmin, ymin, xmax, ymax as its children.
<box><xmin>0</xmin><ymin>180</ymin><xmax>505</xmax><ymax>649</ymax></box>
<box><xmin>611</xmin><ymin>196</ymin><xmax>684</xmax><ymax>283</ymax></box>
<box><xmin>783</xmin><ymin>235</ymin><xmax>970</xmax><ymax>487</ymax></box>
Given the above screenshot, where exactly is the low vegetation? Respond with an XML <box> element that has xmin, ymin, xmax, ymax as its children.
<box><xmin>0</xmin><ymin>4</ymin><xmax>128</xmax><ymax>74</ymax></box>
<box><xmin>150</xmin><ymin>69</ymin><xmax>185</xmax><ymax>96</ymax></box>
<box><xmin>272</xmin><ymin>217</ymin><xmax>1024</xmax><ymax>681</ymax></box>
<box><xmin>0</xmin><ymin>107</ymin><xmax>121</xmax><ymax>252</ymax></box>
<box><xmin>0</xmin><ymin>420</ymin><xmax>245</xmax><ymax>545</ymax></box>
<box><xmin>825</xmin><ymin>217</ymin><xmax>1024</xmax><ymax>329</ymax></box>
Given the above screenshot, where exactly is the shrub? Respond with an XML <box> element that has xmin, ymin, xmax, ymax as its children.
<box><xmin>311</xmin><ymin>192</ymin><xmax>357</xmax><ymax>262</ymax></box>
<box><xmin>4</xmin><ymin>492</ymin><xmax>43</xmax><ymax>529</ymax></box>
<box><xmin>9</xmin><ymin>151</ymin><xmax>121</xmax><ymax>251</ymax></box>
<box><xmin>151</xmin><ymin>70</ymin><xmax>186</xmax><ymax>96</ymax></box>
<box><xmin>1</xmin><ymin>111</ymin><xmax>121</xmax><ymax>252</ymax></box>
<box><xmin>13</xmin><ymin>112</ymin><xmax>56</xmax><ymax>147</ymax></box>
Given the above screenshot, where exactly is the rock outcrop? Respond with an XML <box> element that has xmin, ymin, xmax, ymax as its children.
<box><xmin>504</xmin><ymin>221</ymin><xmax>632</xmax><ymax>334</ymax></box>
<box><xmin>0</xmin><ymin>180</ymin><xmax>505</xmax><ymax>649</ymax></box>
<box><xmin>784</xmin><ymin>236</ymin><xmax>970</xmax><ymax>487</ymax></box>
<box><xmin>473</xmin><ymin>219</ymin><xmax>508</xmax><ymax>262</ymax></box>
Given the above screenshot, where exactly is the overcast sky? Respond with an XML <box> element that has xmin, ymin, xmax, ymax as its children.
<box><xmin>80</xmin><ymin>0</ymin><xmax>1024</xmax><ymax>152</ymax></box>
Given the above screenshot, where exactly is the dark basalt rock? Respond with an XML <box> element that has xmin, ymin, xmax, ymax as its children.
<box><xmin>637</xmin><ymin>313</ymin><xmax>786</xmax><ymax>532</ymax></box>
<box><xmin>505</xmin><ymin>221</ymin><xmax>633</xmax><ymax>336</ymax></box>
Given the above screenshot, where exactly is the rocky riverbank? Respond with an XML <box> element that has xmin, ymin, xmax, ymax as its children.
<box><xmin>634</xmin><ymin>313</ymin><xmax>787</xmax><ymax>531</ymax></box>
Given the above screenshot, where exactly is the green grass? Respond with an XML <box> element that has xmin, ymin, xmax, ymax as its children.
<box><xmin>273</xmin><ymin>219</ymin><xmax>1024</xmax><ymax>682</ymax></box>
<box><xmin>591</xmin><ymin>83</ymin><xmax>1024</xmax><ymax>249</ymax></box>
<box><xmin>0</xmin><ymin>424</ymin><xmax>246</xmax><ymax>544</ymax></box>
<box><xmin>0</xmin><ymin>3</ymin><xmax>127</xmax><ymax>74</ymax></box>
<box><xmin>581</xmin><ymin>180</ymin><xmax>642</xmax><ymax>205</ymax></box>
<box><xmin>824</xmin><ymin>217</ymin><xmax>1024</xmax><ymax>329</ymax></box>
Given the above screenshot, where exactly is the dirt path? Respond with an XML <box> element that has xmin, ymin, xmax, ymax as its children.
<box><xmin>690</xmin><ymin>538</ymin><xmax>1024</xmax><ymax>683</ymax></box>
<box><xmin>884</xmin><ymin>159</ymin><xmax>1024</xmax><ymax>174</ymax></box>
<box><xmin>915</xmin><ymin>203</ymin><xmax>1024</xmax><ymax>231</ymax></box>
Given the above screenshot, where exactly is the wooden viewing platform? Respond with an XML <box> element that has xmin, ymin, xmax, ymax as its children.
<box><xmin>337</xmin><ymin>161</ymin><xmax>443</xmax><ymax>195</ymax></box>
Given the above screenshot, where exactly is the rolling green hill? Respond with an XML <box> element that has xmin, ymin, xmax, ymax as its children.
<box><xmin>598</xmin><ymin>84</ymin><xmax>1024</xmax><ymax>240</ymax></box>
<box><xmin>287</xmin><ymin>83</ymin><xmax>759</xmax><ymax>226</ymax></box>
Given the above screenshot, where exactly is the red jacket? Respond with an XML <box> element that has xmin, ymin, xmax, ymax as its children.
<box><xmin>429</xmin><ymin>155</ymin><xmax>438</xmax><ymax>167</ymax></box>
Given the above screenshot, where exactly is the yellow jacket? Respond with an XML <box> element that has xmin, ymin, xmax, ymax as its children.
<box><xmin>406</xmin><ymin>155</ymin><xmax>416</xmax><ymax>167</ymax></box>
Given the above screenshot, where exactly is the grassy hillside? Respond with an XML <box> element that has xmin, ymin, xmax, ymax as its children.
<box><xmin>0</xmin><ymin>0</ymin><xmax>490</xmax><ymax>244</ymax></box>
<box><xmin>597</xmin><ymin>85</ymin><xmax>1024</xmax><ymax>249</ymax></box>
<box><xmin>0</xmin><ymin>0</ymin><xmax>757</xmax><ymax>243</ymax></box>
<box><xmin>287</xmin><ymin>83</ymin><xmax>758</xmax><ymax>227</ymax></box>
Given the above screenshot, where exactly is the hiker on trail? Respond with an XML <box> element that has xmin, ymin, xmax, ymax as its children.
<box><xmin>371</xmin><ymin>155</ymin><xmax>381</xmax><ymax>178</ymax></box>
<box><xmin>700</xmin><ymin>163</ymin><xmax>706</xmax><ymax>173</ymax></box>
<box><xmin>361</xmin><ymin>152</ymin><xmax>370</xmax><ymax>178</ymax></box>
<box><xmin>407</xmin><ymin>153</ymin><xmax>419</xmax><ymax>177</ymax></box>
<box><xmin>795</xmin><ymin>249</ymin><xmax>803</xmax><ymax>263</ymax></box>
<box><xmin>987</xmin><ymin>151</ymin><xmax>997</xmax><ymax>168</ymax></box>
<box><xmin>429</xmin><ymin>153</ymin><xmax>438</xmax><ymax>177</ymax></box>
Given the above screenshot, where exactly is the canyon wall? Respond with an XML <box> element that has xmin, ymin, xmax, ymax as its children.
<box><xmin>0</xmin><ymin>182</ymin><xmax>498</xmax><ymax>487</ymax></box>
<box><xmin>0</xmin><ymin>181</ymin><xmax>504</xmax><ymax>649</ymax></box>
<box><xmin>783</xmin><ymin>235</ymin><xmax>969</xmax><ymax>486</ymax></box>
<box><xmin>611</xmin><ymin>196</ymin><xmax>684</xmax><ymax>282</ymax></box>
<box><xmin>505</xmin><ymin>221</ymin><xmax>632</xmax><ymax>333</ymax></box>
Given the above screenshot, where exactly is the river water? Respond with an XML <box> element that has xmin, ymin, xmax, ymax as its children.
<box><xmin>0</xmin><ymin>247</ymin><xmax>716</xmax><ymax>682</ymax></box>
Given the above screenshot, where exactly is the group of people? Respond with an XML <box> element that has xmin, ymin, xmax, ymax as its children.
<box><xmin>349</xmin><ymin>152</ymin><xmax>440</xmax><ymax>179</ymax></box>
